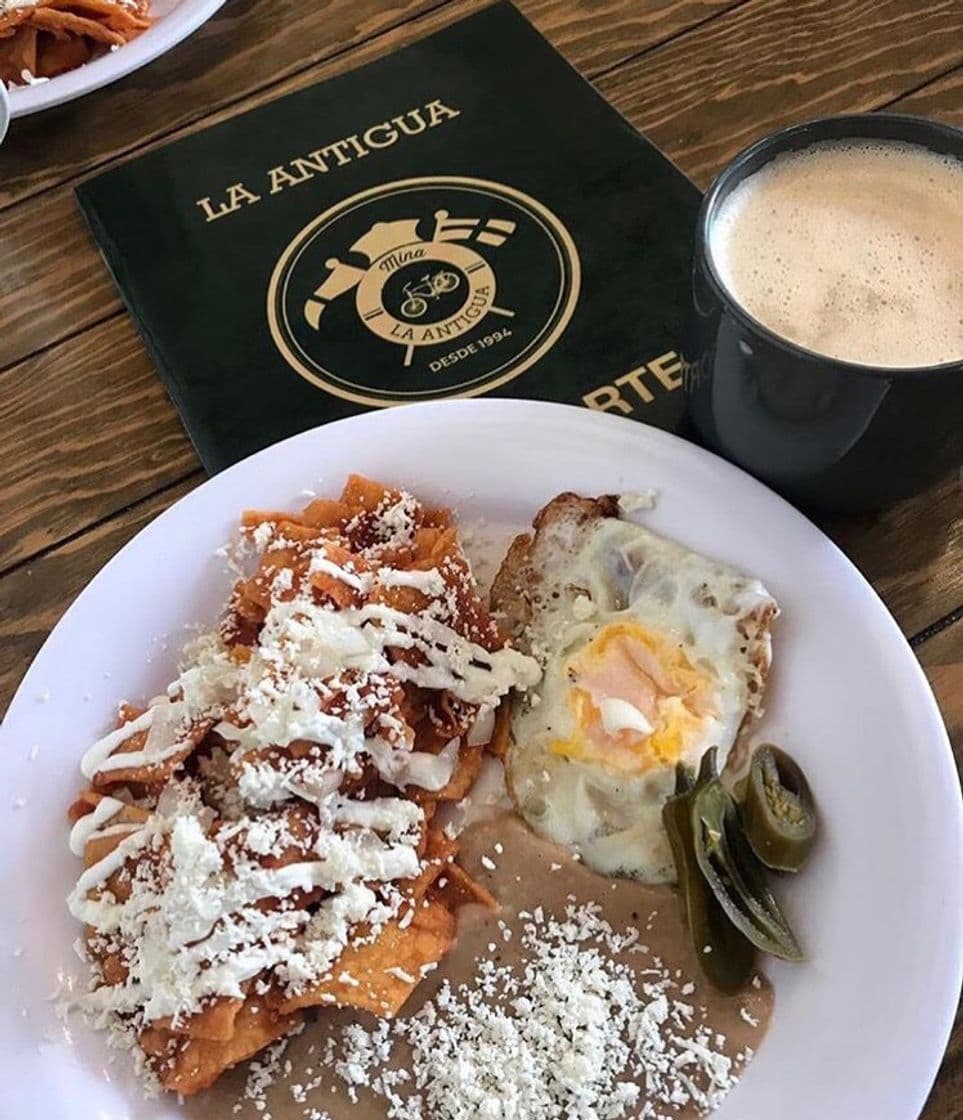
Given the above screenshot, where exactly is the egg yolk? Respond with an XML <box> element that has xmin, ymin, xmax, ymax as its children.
<box><xmin>549</xmin><ymin>621</ymin><xmax>716</xmax><ymax>773</ymax></box>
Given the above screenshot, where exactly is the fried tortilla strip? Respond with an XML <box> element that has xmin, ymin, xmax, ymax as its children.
<box><xmin>0</xmin><ymin>25</ymin><xmax>38</xmax><ymax>79</ymax></box>
<box><xmin>430</xmin><ymin>861</ymin><xmax>498</xmax><ymax>912</ymax></box>
<box><xmin>140</xmin><ymin>1000</ymin><xmax>302</xmax><ymax>1095</ymax></box>
<box><xmin>0</xmin><ymin>8</ymin><xmax>31</xmax><ymax>32</ymax></box>
<box><xmin>28</xmin><ymin>7</ymin><xmax>125</xmax><ymax>43</ymax></box>
<box><xmin>1</xmin><ymin>0</ymin><xmax>148</xmax><ymax>84</ymax></box>
<box><xmin>421</xmin><ymin>506</ymin><xmax>453</xmax><ymax>529</ymax></box>
<box><xmin>152</xmin><ymin>996</ymin><xmax>244</xmax><ymax>1042</ymax></box>
<box><xmin>67</xmin><ymin>789</ymin><xmax>102</xmax><ymax>822</ymax></box>
<box><xmin>44</xmin><ymin>0</ymin><xmax>149</xmax><ymax>23</ymax></box>
<box><xmin>307</xmin><ymin>541</ymin><xmax>370</xmax><ymax>608</ymax></box>
<box><xmin>92</xmin><ymin>707</ymin><xmax>213</xmax><ymax>790</ymax></box>
<box><xmin>280</xmin><ymin>900</ymin><xmax>456</xmax><ymax>1018</ymax></box>
<box><xmin>430</xmin><ymin>691</ymin><xmax>478</xmax><ymax>739</ymax></box>
<box><xmin>488</xmin><ymin>697</ymin><xmax>512</xmax><ymax>760</ymax></box>
<box><xmin>417</xmin><ymin>796</ymin><xmax>438</xmax><ymax>836</ymax></box>
<box><xmin>240</xmin><ymin>507</ymin><xmax>303</xmax><ymax>527</ymax></box>
<box><xmin>340</xmin><ymin>474</ymin><xmax>403</xmax><ymax>513</ymax></box>
<box><xmin>71</xmin><ymin>795</ymin><xmax>152</xmax><ymax>914</ymax></box>
<box><xmin>403</xmin><ymin>828</ymin><xmax>458</xmax><ymax>900</ymax></box>
<box><xmin>98</xmin><ymin>950</ymin><xmax>129</xmax><ymax>987</ymax></box>
<box><xmin>431</xmin><ymin>742</ymin><xmax>484</xmax><ymax>801</ymax></box>
<box><xmin>83</xmin><ymin>801</ymin><xmax>151</xmax><ymax>867</ymax></box>
<box><xmin>300</xmin><ymin>497</ymin><xmax>353</xmax><ymax>529</ymax></box>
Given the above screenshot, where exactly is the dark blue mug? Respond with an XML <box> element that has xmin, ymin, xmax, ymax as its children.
<box><xmin>683</xmin><ymin>113</ymin><xmax>963</xmax><ymax>512</ymax></box>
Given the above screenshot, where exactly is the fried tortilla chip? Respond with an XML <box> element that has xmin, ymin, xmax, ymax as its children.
<box><xmin>430</xmin><ymin>861</ymin><xmax>498</xmax><ymax>912</ymax></box>
<box><xmin>280</xmin><ymin>900</ymin><xmax>457</xmax><ymax>1018</ymax></box>
<box><xmin>152</xmin><ymin>996</ymin><xmax>244</xmax><ymax>1043</ymax></box>
<box><xmin>431</xmin><ymin>742</ymin><xmax>484</xmax><ymax>801</ymax></box>
<box><xmin>92</xmin><ymin>707</ymin><xmax>212</xmax><ymax>790</ymax></box>
<box><xmin>0</xmin><ymin>26</ymin><xmax>37</xmax><ymax>77</ymax></box>
<box><xmin>488</xmin><ymin>697</ymin><xmax>512</xmax><ymax>760</ymax></box>
<box><xmin>83</xmin><ymin>800</ymin><xmax>151</xmax><ymax>867</ymax></box>
<box><xmin>403</xmin><ymin>828</ymin><xmax>458</xmax><ymax>900</ymax></box>
<box><xmin>140</xmin><ymin>1000</ymin><xmax>301</xmax><ymax>1095</ymax></box>
<box><xmin>68</xmin><ymin>475</ymin><xmax>532</xmax><ymax>1097</ymax></box>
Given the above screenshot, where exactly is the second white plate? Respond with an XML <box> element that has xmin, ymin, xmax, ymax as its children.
<box><xmin>7</xmin><ymin>0</ymin><xmax>225</xmax><ymax>118</ymax></box>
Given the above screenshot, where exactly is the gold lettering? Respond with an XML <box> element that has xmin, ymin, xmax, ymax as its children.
<box><xmin>583</xmin><ymin>385</ymin><xmax>632</xmax><ymax>415</ymax></box>
<box><xmin>227</xmin><ymin>183</ymin><xmax>262</xmax><ymax>209</ymax></box>
<box><xmin>425</xmin><ymin>99</ymin><xmax>461</xmax><ymax>127</ymax></box>
<box><xmin>392</xmin><ymin>108</ymin><xmax>428</xmax><ymax>137</ymax></box>
<box><xmin>196</xmin><ymin>183</ymin><xmax>261</xmax><ymax>220</ymax></box>
<box><xmin>195</xmin><ymin>195</ymin><xmax>234</xmax><ymax>223</ymax></box>
<box><xmin>648</xmin><ymin>351</ymin><xmax>683</xmax><ymax>391</ymax></box>
<box><xmin>290</xmin><ymin>150</ymin><xmax>330</xmax><ymax>178</ymax></box>
<box><xmin>319</xmin><ymin>139</ymin><xmax>354</xmax><ymax>167</ymax></box>
<box><xmin>363</xmin><ymin>123</ymin><xmax>398</xmax><ymax>150</ymax></box>
<box><xmin>268</xmin><ymin>166</ymin><xmax>304</xmax><ymax>194</ymax></box>
<box><xmin>203</xmin><ymin>100</ymin><xmax>461</xmax><ymax>223</ymax></box>
<box><xmin>615</xmin><ymin>366</ymin><xmax>656</xmax><ymax>404</ymax></box>
<box><xmin>345</xmin><ymin>135</ymin><xmax>369</xmax><ymax>159</ymax></box>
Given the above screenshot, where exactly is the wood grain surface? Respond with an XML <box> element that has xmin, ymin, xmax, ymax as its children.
<box><xmin>889</xmin><ymin>66</ymin><xmax>963</xmax><ymax>122</ymax></box>
<box><xmin>1</xmin><ymin>0</ymin><xmax>961</xmax><ymax>1113</ymax></box>
<box><xmin>0</xmin><ymin>0</ymin><xmax>739</xmax><ymax>207</ymax></box>
<box><xmin>0</xmin><ymin>0</ymin><xmax>740</xmax><ymax>368</ymax></box>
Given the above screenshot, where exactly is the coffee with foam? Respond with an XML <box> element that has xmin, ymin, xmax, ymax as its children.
<box><xmin>709</xmin><ymin>140</ymin><xmax>963</xmax><ymax>369</ymax></box>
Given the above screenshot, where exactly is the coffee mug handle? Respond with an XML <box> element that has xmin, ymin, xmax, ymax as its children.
<box><xmin>0</xmin><ymin>82</ymin><xmax>9</xmax><ymax>146</ymax></box>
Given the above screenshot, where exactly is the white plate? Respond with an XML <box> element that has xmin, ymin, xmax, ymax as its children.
<box><xmin>7</xmin><ymin>0</ymin><xmax>224</xmax><ymax>118</ymax></box>
<box><xmin>0</xmin><ymin>399</ymin><xmax>959</xmax><ymax>1119</ymax></box>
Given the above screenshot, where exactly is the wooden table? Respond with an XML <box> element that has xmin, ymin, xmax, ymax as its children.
<box><xmin>1</xmin><ymin>0</ymin><xmax>961</xmax><ymax>1112</ymax></box>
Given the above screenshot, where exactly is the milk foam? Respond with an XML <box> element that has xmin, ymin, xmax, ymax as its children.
<box><xmin>709</xmin><ymin>140</ymin><xmax>963</xmax><ymax>368</ymax></box>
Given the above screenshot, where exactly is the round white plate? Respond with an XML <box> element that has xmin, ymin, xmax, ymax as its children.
<box><xmin>0</xmin><ymin>400</ymin><xmax>959</xmax><ymax>1119</ymax></box>
<box><xmin>6</xmin><ymin>0</ymin><xmax>224</xmax><ymax>118</ymax></box>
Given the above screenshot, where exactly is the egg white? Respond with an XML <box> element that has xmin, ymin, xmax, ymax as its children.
<box><xmin>506</xmin><ymin>512</ymin><xmax>777</xmax><ymax>883</ymax></box>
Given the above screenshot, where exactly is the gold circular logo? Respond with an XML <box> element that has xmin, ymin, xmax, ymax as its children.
<box><xmin>354</xmin><ymin>233</ymin><xmax>496</xmax><ymax>350</ymax></box>
<box><xmin>267</xmin><ymin>177</ymin><xmax>580</xmax><ymax>406</ymax></box>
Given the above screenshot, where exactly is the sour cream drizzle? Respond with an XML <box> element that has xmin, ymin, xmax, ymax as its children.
<box><xmin>68</xmin><ymin>516</ymin><xmax>541</xmax><ymax>1029</ymax></box>
<box><xmin>68</xmin><ymin>796</ymin><xmax>128</xmax><ymax>856</ymax></box>
<box><xmin>80</xmin><ymin>596</ymin><xmax>538</xmax><ymax>783</ymax></box>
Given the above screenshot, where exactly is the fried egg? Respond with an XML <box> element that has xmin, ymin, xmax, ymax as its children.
<box><xmin>491</xmin><ymin>494</ymin><xmax>778</xmax><ymax>883</ymax></box>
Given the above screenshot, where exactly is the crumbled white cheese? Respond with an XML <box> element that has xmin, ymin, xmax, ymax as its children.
<box><xmin>385</xmin><ymin>966</ymin><xmax>416</xmax><ymax>984</ymax></box>
<box><xmin>67</xmin><ymin>495</ymin><xmax>543</xmax><ymax>1075</ymax></box>
<box><xmin>299</xmin><ymin>901</ymin><xmax>745</xmax><ymax>1119</ymax></box>
<box><xmin>240</xmin><ymin>1026</ymin><xmax>305</xmax><ymax>1117</ymax></box>
<box><xmin>252</xmin><ymin>522</ymin><xmax>275</xmax><ymax>552</ymax></box>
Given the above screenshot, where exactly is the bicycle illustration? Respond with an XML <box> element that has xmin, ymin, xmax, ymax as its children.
<box><xmin>399</xmin><ymin>269</ymin><xmax>461</xmax><ymax>318</ymax></box>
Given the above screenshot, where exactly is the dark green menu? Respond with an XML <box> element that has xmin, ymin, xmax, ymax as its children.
<box><xmin>76</xmin><ymin>2</ymin><xmax>701</xmax><ymax>472</ymax></box>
